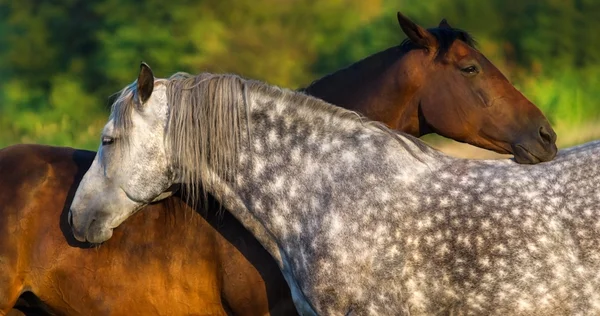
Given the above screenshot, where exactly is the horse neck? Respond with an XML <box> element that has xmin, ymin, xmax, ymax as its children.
<box><xmin>198</xmin><ymin>89</ymin><xmax>439</xmax><ymax>268</ymax></box>
<box><xmin>301</xmin><ymin>46</ymin><xmax>422</xmax><ymax>135</ymax></box>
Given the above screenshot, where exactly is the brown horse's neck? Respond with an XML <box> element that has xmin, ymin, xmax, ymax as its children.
<box><xmin>301</xmin><ymin>46</ymin><xmax>426</xmax><ymax>137</ymax></box>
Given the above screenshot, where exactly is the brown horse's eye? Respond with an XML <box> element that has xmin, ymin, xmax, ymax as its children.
<box><xmin>461</xmin><ymin>65</ymin><xmax>479</xmax><ymax>75</ymax></box>
<box><xmin>102</xmin><ymin>136</ymin><xmax>115</xmax><ymax>146</ymax></box>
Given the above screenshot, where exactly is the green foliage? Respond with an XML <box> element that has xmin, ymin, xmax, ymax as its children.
<box><xmin>0</xmin><ymin>0</ymin><xmax>599</xmax><ymax>150</ymax></box>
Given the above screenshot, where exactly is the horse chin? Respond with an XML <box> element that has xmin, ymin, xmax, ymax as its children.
<box><xmin>512</xmin><ymin>144</ymin><xmax>543</xmax><ymax>164</ymax></box>
<box><xmin>85</xmin><ymin>223</ymin><xmax>115</xmax><ymax>245</ymax></box>
<box><xmin>150</xmin><ymin>184</ymin><xmax>181</xmax><ymax>203</ymax></box>
<box><xmin>151</xmin><ymin>190</ymin><xmax>174</xmax><ymax>203</ymax></box>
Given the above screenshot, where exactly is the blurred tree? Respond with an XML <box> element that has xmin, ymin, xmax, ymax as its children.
<box><xmin>0</xmin><ymin>0</ymin><xmax>598</xmax><ymax>149</ymax></box>
<box><xmin>93</xmin><ymin>0</ymin><xmax>382</xmax><ymax>88</ymax></box>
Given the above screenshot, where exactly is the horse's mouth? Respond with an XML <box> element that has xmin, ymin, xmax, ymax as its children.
<box><xmin>513</xmin><ymin>145</ymin><xmax>543</xmax><ymax>164</ymax></box>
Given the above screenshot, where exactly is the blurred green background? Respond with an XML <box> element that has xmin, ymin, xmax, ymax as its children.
<box><xmin>1</xmin><ymin>0</ymin><xmax>599</xmax><ymax>156</ymax></box>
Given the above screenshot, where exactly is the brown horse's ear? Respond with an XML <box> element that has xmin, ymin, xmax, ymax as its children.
<box><xmin>137</xmin><ymin>62</ymin><xmax>154</xmax><ymax>104</ymax></box>
<box><xmin>397</xmin><ymin>11</ymin><xmax>435</xmax><ymax>50</ymax></box>
<box><xmin>439</xmin><ymin>18</ymin><xmax>452</xmax><ymax>29</ymax></box>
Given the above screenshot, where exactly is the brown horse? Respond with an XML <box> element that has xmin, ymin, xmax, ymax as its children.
<box><xmin>302</xmin><ymin>13</ymin><xmax>557</xmax><ymax>164</ymax></box>
<box><xmin>0</xmin><ymin>144</ymin><xmax>296</xmax><ymax>316</ymax></box>
<box><xmin>3</xmin><ymin>12</ymin><xmax>558</xmax><ymax>315</ymax></box>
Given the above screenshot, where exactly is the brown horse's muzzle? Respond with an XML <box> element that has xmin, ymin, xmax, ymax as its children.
<box><xmin>512</xmin><ymin>123</ymin><xmax>558</xmax><ymax>164</ymax></box>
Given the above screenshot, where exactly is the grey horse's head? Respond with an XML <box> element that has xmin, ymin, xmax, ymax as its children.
<box><xmin>69</xmin><ymin>63</ymin><xmax>177</xmax><ymax>243</ymax></box>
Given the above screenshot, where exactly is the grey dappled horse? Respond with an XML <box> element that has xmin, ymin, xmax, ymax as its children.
<box><xmin>69</xmin><ymin>64</ymin><xmax>600</xmax><ymax>315</ymax></box>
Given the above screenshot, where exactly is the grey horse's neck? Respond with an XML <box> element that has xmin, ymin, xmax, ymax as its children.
<box><xmin>192</xmin><ymin>79</ymin><xmax>600</xmax><ymax>314</ymax></box>
<box><xmin>197</xmin><ymin>89</ymin><xmax>443</xmax><ymax>314</ymax></box>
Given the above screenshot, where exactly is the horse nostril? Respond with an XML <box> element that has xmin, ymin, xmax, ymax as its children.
<box><xmin>68</xmin><ymin>210</ymin><xmax>73</xmax><ymax>227</ymax></box>
<box><xmin>539</xmin><ymin>126</ymin><xmax>554</xmax><ymax>145</ymax></box>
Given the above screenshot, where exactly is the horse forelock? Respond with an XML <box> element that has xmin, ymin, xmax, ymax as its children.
<box><xmin>110</xmin><ymin>78</ymin><xmax>168</xmax><ymax>145</ymax></box>
<box><xmin>110</xmin><ymin>82</ymin><xmax>135</xmax><ymax>138</ymax></box>
<box><xmin>400</xmin><ymin>27</ymin><xmax>477</xmax><ymax>61</ymax></box>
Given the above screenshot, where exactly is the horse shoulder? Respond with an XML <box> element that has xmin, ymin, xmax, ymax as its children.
<box><xmin>0</xmin><ymin>144</ymin><xmax>60</xmax><ymax>204</ymax></box>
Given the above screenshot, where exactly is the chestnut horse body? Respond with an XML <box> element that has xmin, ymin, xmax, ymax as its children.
<box><xmin>0</xmin><ymin>144</ymin><xmax>296</xmax><ymax>315</ymax></box>
<box><xmin>3</xmin><ymin>12</ymin><xmax>558</xmax><ymax>315</ymax></box>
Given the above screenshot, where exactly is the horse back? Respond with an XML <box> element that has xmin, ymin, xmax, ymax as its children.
<box><xmin>0</xmin><ymin>144</ymin><xmax>94</xmax><ymax>256</ymax></box>
<box><xmin>0</xmin><ymin>144</ymin><xmax>93</xmax><ymax>314</ymax></box>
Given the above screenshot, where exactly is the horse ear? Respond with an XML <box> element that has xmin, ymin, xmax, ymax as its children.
<box><xmin>397</xmin><ymin>11</ymin><xmax>435</xmax><ymax>50</ymax></box>
<box><xmin>439</xmin><ymin>18</ymin><xmax>452</xmax><ymax>29</ymax></box>
<box><xmin>137</xmin><ymin>62</ymin><xmax>154</xmax><ymax>104</ymax></box>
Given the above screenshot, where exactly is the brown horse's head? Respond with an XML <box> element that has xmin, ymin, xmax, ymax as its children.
<box><xmin>395</xmin><ymin>12</ymin><xmax>557</xmax><ymax>164</ymax></box>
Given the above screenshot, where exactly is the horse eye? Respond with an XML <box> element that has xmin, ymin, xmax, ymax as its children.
<box><xmin>461</xmin><ymin>65</ymin><xmax>479</xmax><ymax>74</ymax></box>
<box><xmin>102</xmin><ymin>136</ymin><xmax>115</xmax><ymax>146</ymax></box>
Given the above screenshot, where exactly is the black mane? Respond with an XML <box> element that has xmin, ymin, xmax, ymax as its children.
<box><xmin>400</xmin><ymin>26</ymin><xmax>477</xmax><ymax>60</ymax></box>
